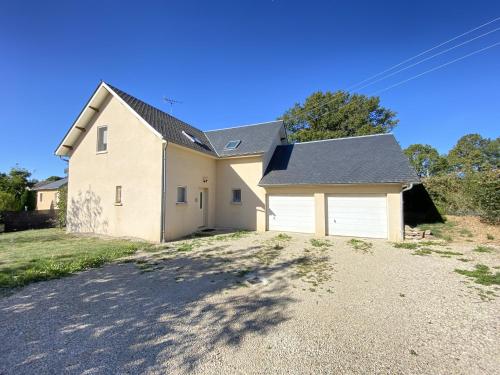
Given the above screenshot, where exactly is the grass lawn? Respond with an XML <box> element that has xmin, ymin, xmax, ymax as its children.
<box><xmin>0</xmin><ymin>228</ymin><xmax>150</xmax><ymax>290</ymax></box>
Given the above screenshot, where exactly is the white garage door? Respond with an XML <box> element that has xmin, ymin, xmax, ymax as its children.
<box><xmin>327</xmin><ymin>194</ymin><xmax>388</xmax><ymax>239</ymax></box>
<box><xmin>268</xmin><ymin>195</ymin><xmax>315</xmax><ymax>233</ymax></box>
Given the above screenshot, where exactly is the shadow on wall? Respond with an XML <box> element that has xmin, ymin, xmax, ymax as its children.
<box><xmin>404</xmin><ymin>184</ymin><xmax>443</xmax><ymax>226</ymax></box>
<box><xmin>222</xmin><ymin>165</ymin><xmax>265</xmax><ymax>230</ymax></box>
<box><xmin>67</xmin><ymin>188</ymin><xmax>109</xmax><ymax>233</ymax></box>
<box><xmin>0</xmin><ymin>245</ymin><xmax>296</xmax><ymax>373</ymax></box>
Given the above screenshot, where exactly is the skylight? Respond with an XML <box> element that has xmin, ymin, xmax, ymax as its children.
<box><xmin>182</xmin><ymin>130</ymin><xmax>203</xmax><ymax>145</ymax></box>
<box><xmin>224</xmin><ymin>140</ymin><xmax>241</xmax><ymax>150</ymax></box>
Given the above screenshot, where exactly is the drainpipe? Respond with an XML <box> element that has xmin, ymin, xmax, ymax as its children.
<box><xmin>160</xmin><ymin>141</ymin><xmax>168</xmax><ymax>242</ymax></box>
<box><xmin>402</xmin><ymin>183</ymin><xmax>414</xmax><ymax>192</ymax></box>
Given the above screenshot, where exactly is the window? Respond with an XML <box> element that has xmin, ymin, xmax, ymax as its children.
<box><xmin>177</xmin><ymin>186</ymin><xmax>187</xmax><ymax>203</ymax></box>
<box><xmin>39</xmin><ymin>193</ymin><xmax>43</xmax><ymax>202</ymax></box>
<box><xmin>182</xmin><ymin>130</ymin><xmax>203</xmax><ymax>145</ymax></box>
<box><xmin>224</xmin><ymin>140</ymin><xmax>241</xmax><ymax>150</ymax></box>
<box><xmin>97</xmin><ymin>126</ymin><xmax>108</xmax><ymax>152</ymax></box>
<box><xmin>115</xmin><ymin>186</ymin><xmax>122</xmax><ymax>205</ymax></box>
<box><xmin>232</xmin><ymin>189</ymin><xmax>241</xmax><ymax>203</ymax></box>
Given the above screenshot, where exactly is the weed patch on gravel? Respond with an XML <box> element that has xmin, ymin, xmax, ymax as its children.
<box><xmin>310</xmin><ymin>238</ymin><xmax>332</xmax><ymax>248</ymax></box>
<box><xmin>255</xmin><ymin>235</ymin><xmax>290</xmax><ymax>265</ymax></box>
<box><xmin>294</xmin><ymin>254</ymin><xmax>332</xmax><ymax>287</ymax></box>
<box><xmin>348</xmin><ymin>239</ymin><xmax>373</xmax><ymax>253</ymax></box>
<box><xmin>473</xmin><ymin>245</ymin><xmax>495</xmax><ymax>253</ymax></box>
<box><xmin>455</xmin><ymin>264</ymin><xmax>500</xmax><ymax>286</ymax></box>
<box><xmin>412</xmin><ymin>248</ymin><xmax>433</xmax><ymax>256</ymax></box>
<box><xmin>395</xmin><ymin>241</ymin><xmax>463</xmax><ymax>258</ymax></box>
<box><xmin>394</xmin><ymin>242</ymin><xmax>419</xmax><ymax>250</ymax></box>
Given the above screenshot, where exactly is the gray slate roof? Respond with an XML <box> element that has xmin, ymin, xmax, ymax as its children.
<box><xmin>107</xmin><ymin>84</ymin><xmax>216</xmax><ymax>156</ymax></box>
<box><xmin>260</xmin><ymin>134</ymin><xmax>419</xmax><ymax>185</ymax></box>
<box><xmin>205</xmin><ymin>121</ymin><xmax>284</xmax><ymax>156</ymax></box>
<box><xmin>34</xmin><ymin>177</ymin><xmax>68</xmax><ymax>191</ymax></box>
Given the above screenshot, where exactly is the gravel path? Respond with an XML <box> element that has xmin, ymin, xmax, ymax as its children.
<box><xmin>1</xmin><ymin>232</ymin><xmax>499</xmax><ymax>374</ymax></box>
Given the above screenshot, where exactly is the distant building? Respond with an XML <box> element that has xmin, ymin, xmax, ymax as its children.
<box><xmin>33</xmin><ymin>178</ymin><xmax>68</xmax><ymax>210</ymax></box>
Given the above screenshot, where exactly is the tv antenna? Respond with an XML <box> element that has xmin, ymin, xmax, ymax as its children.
<box><xmin>163</xmin><ymin>96</ymin><xmax>182</xmax><ymax>114</ymax></box>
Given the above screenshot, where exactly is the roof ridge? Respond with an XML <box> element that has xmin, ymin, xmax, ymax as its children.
<box><xmin>105</xmin><ymin>82</ymin><xmax>206</xmax><ymax>135</ymax></box>
<box><xmin>285</xmin><ymin>133</ymin><xmax>393</xmax><ymax>145</ymax></box>
<box><xmin>205</xmin><ymin>120</ymin><xmax>283</xmax><ymax>133</ymax></box>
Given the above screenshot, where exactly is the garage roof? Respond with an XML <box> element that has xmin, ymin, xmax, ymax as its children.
<box><xmin>259</xmin><ymin>134</ymin><xmax>419</xmax><ymax>185</ymax></box>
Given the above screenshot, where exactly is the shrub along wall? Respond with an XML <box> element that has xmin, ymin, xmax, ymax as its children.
<box><xmin>2</xmin><ymin>210</ymin><xmax>59</xmax><ymax>232</ymax></box>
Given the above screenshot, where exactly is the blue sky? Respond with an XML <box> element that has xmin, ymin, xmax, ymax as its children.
<box><xmin>1</xmin><ymin>0</ymin><xmax>499</xmax><ymax>180</ymax></box>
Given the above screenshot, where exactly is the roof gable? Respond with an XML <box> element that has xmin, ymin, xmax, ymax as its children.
<box><xmin>260</xmin><ymin>134</ymin><xmax>419</xmax><ymax>185</ymax></box>
<box><xmin>106</xmin><ymin>84</ymin><xmax>216</xmax><ymax>156</ymax></box>
<box><xmin>56</xmin><ymin>82</ymin><xmax>283</xmax><ymax>159</ymax></box>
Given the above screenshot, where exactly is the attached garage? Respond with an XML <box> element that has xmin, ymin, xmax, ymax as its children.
<box><xmin>327</xmin><ymin>194</ymin><xmax>388</xmax><ymax>239</ymax></box>
<box><xmin>268</xmin><ymin>195</ymin><xmax>315</xmax><ymax>233</ymax></box>
<box><xmin>259</xmin><ymin>134</ymin><xmax>420</xmax><ymax>241</ymax></box>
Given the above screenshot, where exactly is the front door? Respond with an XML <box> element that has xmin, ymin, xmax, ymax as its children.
<box><xmin>199</xmin><ymin>189</ymin><xmax>208</xmax><ymax>227</ymax></box>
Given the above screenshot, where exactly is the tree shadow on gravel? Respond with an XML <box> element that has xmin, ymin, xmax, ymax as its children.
<box><xmin>0</xmin><ymin>245</ymin><xmax>296</xmax><ymax>374</ymax></box>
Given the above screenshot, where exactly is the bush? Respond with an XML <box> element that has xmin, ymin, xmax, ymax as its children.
<box><xmin>56</xmin><ymin>185</ymin><xmax>68</xmax><ymax>227</ymax></box>
<box><xmin>473</xmin><ymin>170</ymin><xmax>499</xmax><ymax>224</ymax></box>
<box><xmin>422</xmin><ymin>174</ymin><xmax>476</xmax><ymax>215</ymax></box>
<box><xmin>423</xmin><ymin>170</ymin><xmax>499</xmax><ymax>224</ymax></box>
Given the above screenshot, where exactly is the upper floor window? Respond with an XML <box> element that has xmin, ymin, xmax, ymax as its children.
<box><xmin>39</xmin><ymin>193</ymin><xmax>43</xmax><ymax>202</ymax></box>
<box><xmin>224</xmin><ymin>140</ymin><xmax>241</xmax><ymax>150</ymax></box>
<box><xmin>182</xmin><ymin>130</ymin><xmax>204</xmax><ymax>146</ymax></box>
<box><xmin>97</xmin><ymin>126</ymin><xmax>108</xmax><ymax>152</ymax></box>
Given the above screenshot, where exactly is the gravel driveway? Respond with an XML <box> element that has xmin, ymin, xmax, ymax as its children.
<box><xmin>1</xmin><ymin>232</ymin><xmax>499</xmax><ymax>374</ymax></box>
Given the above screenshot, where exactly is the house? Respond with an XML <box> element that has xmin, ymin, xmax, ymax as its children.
<box><xmin>55</xmin><ymin>82</ymin><xmax>419</xmax><ymax>242</ymax></box>
<box><xmin>33</xmin><ymin>178</ymin><xmax>68</xmax><ymax>210</ymax></box>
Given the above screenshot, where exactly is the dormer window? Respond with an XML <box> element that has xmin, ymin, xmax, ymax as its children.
<box><xmin>182</xmin><ymin>130</ymin><xmax>203</xmax><ymax>145</ymax></box>
<box><xmin>224</xmin><ymin>140</ymin><xmax>241</xmax><ymax>150</ymax></box>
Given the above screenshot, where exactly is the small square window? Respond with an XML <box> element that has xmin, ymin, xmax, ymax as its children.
<box><xmin>224</xmin><ymin>140</ymin><xmax>241</xmax><ymax>150</ymax></box>
<box><xmin>232</xmin><ymin>189</ymin><xmax>241</xmax><ymax>203</ymax></box>
<box><xmin>115</xmin><ymin>186</ymin><xmax>122</xmax><ymax>204</ymax></box>
<box><xmin>177</xmin><ymin>186</ymin><xmax>187</xmax><ymax>203</ymax></box>
<box><xmin>97</xmin><ymin>126</ymin><xmax>108</xmax><ymax>152</ymax></box>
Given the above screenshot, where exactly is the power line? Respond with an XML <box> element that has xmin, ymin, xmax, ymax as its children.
<box><xmin>295</xmin><ymin>42</ymin><xmax>500</xmax><ymax>121</ymax></box>
<box><xmin>286</xmin><ymin>17</ymin><xmax>500</xmax><ymax>117</ymax></box>
<box><xmin>346</xmin><ymin>15</ymin><xmax>500</xmax><ymax>91</ymax></box>
<box><xmin>353</xmin><ymin>27</ymin><xmax>500</xmax><ymax>91</ymax></box>
<box><xmin>284</xmin><ymin>17</ymin><xmax>500</xmax><ymax>122</ymax></box>
<box><xmin>366</xmin><ymin>42</ymin><xmax>500</xmax><ymax>95</ymax></box>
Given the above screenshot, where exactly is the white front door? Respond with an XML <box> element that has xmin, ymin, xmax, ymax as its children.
<box><xmin>268</xmin><ymin>195</ymin><xmax>315</xmax><ymax>233</ymax></box>
<box><xmin>327</xmin><ymin>194</ymin><xmax>388</xmax><ymax>238</ymax></box>
<box><xmin>199</xmin><ymin>189</ymin><xmax>208</xmax><ymax>227</ymax></box>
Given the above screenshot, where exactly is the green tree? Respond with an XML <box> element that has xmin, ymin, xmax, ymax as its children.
<box><xmin>0</xmin><ymin>167</ymin><xmax>36</xmax><ymax>211</ymax></box>
<box><xmin>0</xmin><ymin>191</ymin><xmax>18</xmax><ymax>211</ymax></box>
<box><xmin>46</xmin><ymin>176</ymin><xmax>63</xmax><ymax>182</ymax></box>
<box><xmin>447</xmin><ymin>134</ymin><xmax>499</xmax><ymax>174</ymax></box>
<box><xmin>281</xmin><ymin>91</ymin><xmax>398</xmax><ymax>142</ymax></box>
<box><xmin>404</xmin><ymin>144</ymin><xmax>448</xmax><ymax>177</ymax></box>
